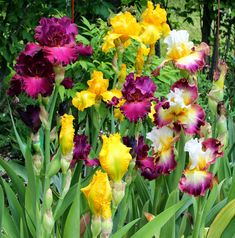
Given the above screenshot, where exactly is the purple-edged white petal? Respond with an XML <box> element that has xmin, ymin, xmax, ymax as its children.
<box><xmin>178</xmin><ymin>104</ymin><xmax>205</xmax><ymax>135</ymax></box>
<box><xmin>153</xmin><ymin>100</ymin><xmax>174</xmax><ymax>127</ymax></box>
<box><xmin>179</xmin><ymin>170</ymin><xmax>213</xmax><ymax>196</ymax></box>
<box><xmin>154</xmin><ymin>148</ymin><xmax>177</xmax><ymax>174</ymax></box>
<box><xmin>171</xmin><ymin>78</ymin><xmax>198</xmax><ymax>105</ymax></box>
<box><xmin>202</xmin><ymin>138</ymin><xmax>224</xmax><ymax>164</ymax></box>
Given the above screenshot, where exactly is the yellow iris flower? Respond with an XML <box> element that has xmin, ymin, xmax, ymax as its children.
<box><xmin>99</xmin><ymin>133</ymin><xmax>132</xmax><ymax>181</ymax></box>
<box><xmin>72</xmin><ymin>70</ymin><xmax>109</xmax><ymax>111</ymax></box>
<box><xmin>59</xmin><ymin>114</ymin><xmax>75</xmax><ymax>156</ymax></box>
<box><xmin>81</xmin><ymin>170</ymin><xmax>112</xmax><ymax>219</ymax></box>
<box><xmin>140</xmin><ymin>1</ymin><xmax>170</xmax><ymax>45</ymax></box>
<box><xmin>102</xmin><ymin>12</ymin><xmax>141</xmax><ymax>52</ymax></box>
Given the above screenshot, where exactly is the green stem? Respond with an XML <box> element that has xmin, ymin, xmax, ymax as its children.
<box><xmin>192</xmin><ymin>197</ymin><xmax>204</xmax><ymax>238</ymax></box>
<box><xmin>111</xmin><ymin>106</ymin><xmax>115</xmax><ymax>133</ymax></box>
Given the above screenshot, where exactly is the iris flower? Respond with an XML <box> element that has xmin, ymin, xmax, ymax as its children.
<box><xmin>99</xmin><ymin>133</ymin><xmax>132</xmax><ymax>182</ymax></box>
<box><xmin>81</xmin><ymin>170</ymin><xmax>112</xmax><ymax>219</ymax></box>
<box><xmin>35</xmin><ymin>17</ymin><xmax>79</xmax><ymax>65</ymax></box>
<box><xmin>152</xmin><ymin>30</ymin><xmax>210</xmax><ymax>75</ymax></box>
<box><xmin>72</xmin><ymin>71</ymin><xmax>109</xmax><ymax>111</ymax></box>
<box><xmin>154</xmin><ymin>78</ymin><xmax>205</xmax><ymax>135</ymax></box>
<box><xmin>121</xmin><ymin>73</ymin><xmax>156</xmax><ymax>122</ymax></box>
<box><xmin>179</xmin><ymin>138</ymin><xmax>223</xmax><ymax>196</ymax></box>
<box><xmin>140</xmin><ymin>1</ymin><xmax>170</xmax><ymax>45</ymax></box>
<box><xmin>102</xmin><ymin>12</ymin><xmax>141</xmax><ymax>52</ymax></box>
<box><xmin>8</xmin><ymin>43</ymin><xmax>55</xmax><ymax>98</ymax></box>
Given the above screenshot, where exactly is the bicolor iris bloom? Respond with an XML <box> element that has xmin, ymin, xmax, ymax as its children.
<box><xmin>154</xmin><ymin>78</ymin><xmax>205</xmax><ymax>135</ymax></box>
<box><xmin>35</xmin><ymin>17</ymin><xmax>79</xmax><ymax>65</ymax></box>
<box><xmin>179</xmin><ymin>138</ymin><xmax>223</xmax><ymax>196</ymax></box>
<box><xmin>152</xmin><ymin>30</ymin><xmax>209</xmax><ymax>75</ymax></box>
<box><xmin>140</xmin><ymin>1</ymin><xmax>170</xmax><ymax>45</ymax></box>
<box><xmin>81</xmin><ymin>170</ymin><xmax>112</xmax><ymax>219</ymax></box>
<box><xmin>102</xmin><ymin>12</ymin><xmax>141</xmax><ymax>52</ymax></box>
<box><xmin>8</xmin><ymin>43</ymin><xmax>55</xmax><ymax>98</ymax></box>
<box><xmin>121</xmin><ymin>73</ymin><xmax>157</xmax><ymax>122</ymax></box>
<box><xmin>59</xmin><ymin>114</ymin><xmax>75</xmax><ymax>156</ymax></box>
<box><xmin>99</xmin><ymin>133</ymin><xmax>132</xmax><ymax>182</ymax></box>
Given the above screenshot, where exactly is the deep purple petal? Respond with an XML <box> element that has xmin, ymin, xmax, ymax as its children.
<box><xmin>17</xmin><ymin>105</ymin><xmax>41</xmax><ymax>133</ymax></box>
<box><xmin>73</xmin><ymin>134</ymin><xmax>91</xmax><ymax>162</ymax></box>
<box><xmin>77</xmin><ymin>43</ymin><xmax>93</xmax><ymax>56</ymax></box>
<box><xmin>61</xmin><ymin>77</ymin><xmax>74</xmax><ymax>89</ymax></box>
<box><xmin>135</xmin><ymin>136</ymin><xmax>150</xmax><ymax>160</ymax></box>
<box><xmin>137</xmin><ymin>157</ymin><xmax>160</xmax><ymax>180</ymax></box>
<box><xmin>7</xmin><ymin>74</ymin><xmax>22</xmax><ymax>96</ymax></box>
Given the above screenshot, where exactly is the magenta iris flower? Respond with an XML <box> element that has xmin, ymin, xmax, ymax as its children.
<box><xmin>8</xmin><ymin>43</ymin><xmax>55</xmax><ymax>98</ymax></box>
<box><xmin>121</xmin><ymin>73</ymin><xmax>157</xmax><ymax>122</ymax></box>
<box><xmin>35</xmin><ymin>16</ymin><xmax>79</xmax><ymax>65</ymax></box>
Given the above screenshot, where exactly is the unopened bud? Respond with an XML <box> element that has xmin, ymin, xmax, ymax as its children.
<box><xmin>111</xmin><ymin>181</ymin><xmax>126</xmax><ymax>209</ymax></box>
<box><xmin>48</xmin><ymin>153</ymin><xmax>61</xmax><ymax>178</ymax></box>
<box><xmin>33</xmin><ymin>154</ymin><xmax>42</xmax><ymax>176</ymax></box>
<box><xmin>43</xmin><ymin>209</ymin><xmax>54</xmax><ymax>235</ymax></box>
<box><xmin>39</xmin><ymin>106</ymin><xmax>49</xmax><ymax>128</ymax></box>
<box><xmin>144</xmin><ymin>212</ymin><xmax>155</xmax><ymax>222</ymax></box>
<box><xmin>54</xmin><ymin>65</ymin><xmax>65</xmax><ymax>85</ymax></box>
<box><xmin>45</xmin><ymin>188</ymin><xmax>53</xmax><ymax>209</ymax></box>
<box><xmin>31</xmin><ymin>133</ymin><xmax>41</xmax><ymax>153</ymax></box>
<box><xmin>199</xmin><ymin>122</ymin><xmax>212</xmax><ymax>139</ymax></box>
<box><xmin>61</xmin><ymin>169</ymin><xmax>72</xmax><ymax>198</ymax></box>
<box><xmin>61</xmin><ymin>151</ymin><xmax>73</xmax><ymax>174</ymax></box>
<box><xmin>100</xmin><ymin>218</ymin><xmax>113</xmax><ymax>238</ymax></box>
<box><xmin>91</xmin><ymin>215</ymin><xmax>101</xmax><ymax>238</ymax></box>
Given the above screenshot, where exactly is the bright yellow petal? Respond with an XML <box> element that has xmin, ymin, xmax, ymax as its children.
<box><xmin>59</xmin><ymin>114</ymin><xmax>75</xmax><ymax>155</ymax></box>
<box><xmin>101</xmin><ymin>89</ymin><xmax>122</xmax><ymax>103</ymax></box>
<box><xmin>81</xmin><ymin>170</ymin><xmax>112</xmax><ymax>219</ymax></box>
<box><xmin>72</xmin><ymin>90</ymin><xmax>96</xmax><ymax>111</ymax></box>
<box><xmin>102</xmin><ymin>31</ymin><xmax>122</xmax><ymax>52</ymax></box>
<box><xmin>87</xmin><ymin>71</ymin><xmax>109</xmax><ymax>96</ymax></box>
<box><xmin>99</xmin><ymin>133</ymin><xmax>132</xmax><ymax>181</ymax></box>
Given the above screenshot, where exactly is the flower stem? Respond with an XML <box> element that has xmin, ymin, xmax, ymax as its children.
<box><xmin>192</xmin><ymin>197</ymin><xmax>204</xmax><ymax>238</ymax></box>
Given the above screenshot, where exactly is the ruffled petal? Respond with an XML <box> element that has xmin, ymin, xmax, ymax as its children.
<box><xmin>121</xmin><ymin>100</ymin><xmax>151</xmax><ymax>122</ymax></box>
<box><xmin>202</xmin><ymin>138</ymin><xmax>224</xmax><ymax>165</ymax></box>
<box><xmin>179</xmin><ymin>170</ymin><xmax>213</xmax><ymax>196</ymax></box>
<box><xmin>137</xmin><ymin>157</ymin><xmax>160</xmax><ymax>180</ymax></box>
<box><xmin>171</xmin><ymin>78</ymin><xmax>198</xmax><ymax>105</ymax></box>
<box><xmin>22</xmin><ymin>75</ymin><xmax>54</xmax><ymax>98</ymax></box>
<box><xmin>178</xmin><ymin>104</ymin><xmax>205</xmax><ymax>135</ymax></box>
<box><xmin>174</xmin><ymin>43</ymin><xmax>210</xmax><ymax>73</ymax></box>
<box><xmin>72</xmin><ymin>90</ymin><xmax>96</xmax><ymax>111</ymax></box>
<box><xmin>43</xmin><ymin>45</ymin><xmax>78</xmax><ymax>65</ymax></box>
<box><xmin>154</xmin><ymin>148</ymin><xmax>176</xmax><ymax>174</ymax></box>
<box><xmin>153</xmin><ymin>101</ymin><xmax>174</xmax><ymax>127</ymax></box>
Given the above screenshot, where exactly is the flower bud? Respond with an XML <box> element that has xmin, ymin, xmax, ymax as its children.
<box><xmin>45</xmin><ymin>188</ymin><xmax>53</xmax><ymax>209</ymax></box>
<box><xmin>39</xmin><ymin>106</ymin><xmax>49</xmax><ymax>128</ymax></box>
<box><xmin>61</xmin><ymin>169</ymin><xmax>72</xmax><ymax>198</ymax></box>
<box><xmin>91</xmin><ymin>215</ymin><xmax>102</xmax><ymax>238</ymax></box>
<box><xmin>48</xmin><ymin>154</ymin><xmax>61</xmax><ymax>178</ymax></box>
<box><xmin>43</xmin><ymin>209</ymin><xmax>54</xmax><ymax>235</ymax></box>
<box><xmin>31</xmin><ymin>133</ymin><xmax>41</xmax><ymax>153</ymax></box>
<box><xmin>54</xmin><ymin>65</ymin><xmax>65</xmax><ymax>85</ymax></box>
<box><xmin>33</xmin><ymin>154</ymin><xmax>42</xmax><ymax>176</ymax></box>
<box><xmin>111</xmin><ymin>181</ymin><xmax>126</xmax><ymax>209</ymax></box>
<box><xmin>61</xmin><ymin>152</ymin><xmax>73</xmax><ymax>174</ymax></box>
<box><xmin>100</xmin><ymin>218</ymin><xmax>113</xmax><ymax>238</ymax></box>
